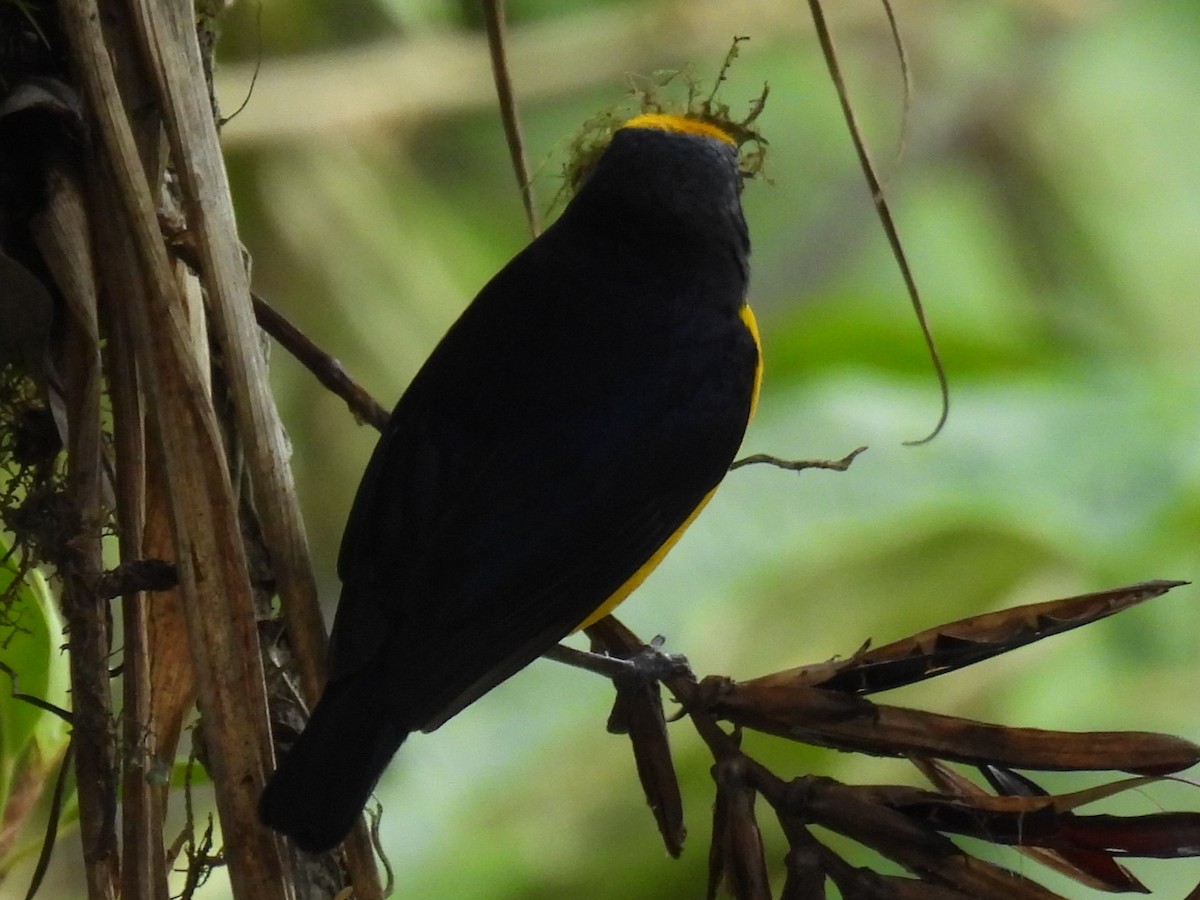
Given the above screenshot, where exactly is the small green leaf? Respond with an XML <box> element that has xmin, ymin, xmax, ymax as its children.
<box><xmin>0</xmin><ymin>538</ymin><xmax>71</xmax><ymax>870</ymax></box>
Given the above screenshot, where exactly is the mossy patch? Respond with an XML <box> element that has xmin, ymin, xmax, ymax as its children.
<box><xmin>560</xmin><ymin>36</ymin><xmax>770</xmax><ymax>199</ymax></box>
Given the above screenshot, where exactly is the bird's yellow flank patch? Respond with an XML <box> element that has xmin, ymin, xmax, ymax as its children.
<box><xmin>574</xmin><ymin>301</ymin><xmax>763</xmax><ymax>632</ymax></box>
<box><xmin>621</xmin><ymin>113</ymin><xmax>737</xmax><ymax>147</ymax></box>
<box><xmin>574</xmin><ymin>486</ymin><xmax>718</xmax><ymax>631</ymax></box>
<box><xmin>740</xmin><ymin>303</ymin><xmax>763</xmax><ymax>421</ymax></box>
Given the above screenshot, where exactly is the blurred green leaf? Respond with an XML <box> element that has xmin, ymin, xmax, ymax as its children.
<box><xmin>0</xmin><ymin>538</ymin><xmax>71</xmax><ymax>874</ymax></box>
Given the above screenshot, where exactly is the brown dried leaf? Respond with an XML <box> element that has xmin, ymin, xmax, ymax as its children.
<box><xmin>913</xmin><ymin>758</ymin><xmax>1146</xmax><ymax>891</ymax></box>
<box><xmin>823</xmin><ymin>859</ymin><xmax>972</xmax><ymax>900</ymax></box>
<box><xmin>900</xmin><ymin>794</ymin><xmax>1200</xmax><ymax>861</ymax></box>
<box><xmin>778</xmin><ymin>824</ymin><xmax>976</xmax><ymax>900</ymax></box>
<box><xmin>1049</xmin><ymin>814</ymin><xmax>1200</xmax><ymax>859</ymax></box>
<box><xmin>752</xmin><ymin>581</ymin><xmax>1187</xmax><ymax>696</ymax></box>
<box><xmin>878</xmin><ymin>765</ymin><xmax>1199</xmax><ymax>872</ymax></box>
<box><xmin>604</xmin><ymin>662</ymin><xmax>686</xmax><ymax>857</ymax></box>
<box><xmin>583</xmin><ymin>621</ymin><xmax>689</xmax><ymax>857</ymax></box>
<box><xmin>708</xmin><ymin>759</ymin><xmax>771</xmax><ymax>900</ymax></box>
<box><xmin>709</xmin><ymin>680</ymin><xmax>1200</xmax><ymax>775</ymax></box>
<box><xmin>777</xmin><ymin>776</ymin><xmax>1063</xmax><ymax>899</ymax></box>
<box><xmin>889</xmin><ymin>773</ymin><xmax>1164</xmax><ymax>818</ymax></box>
<box><xmin>780</xmin><ymin>844</ymin><xmax>825</xmax><ymax>900</ymax></box>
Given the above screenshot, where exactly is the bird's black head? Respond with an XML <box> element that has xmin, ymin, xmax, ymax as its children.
<box><xmin>566</xmin><ymin>113</ymin><xmax>747</xmax><ymax>250</ymax></box>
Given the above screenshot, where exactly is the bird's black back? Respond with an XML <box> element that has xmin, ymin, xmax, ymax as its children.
<box><xmin>328</xmin><ymin>126</ymin><xmax>758</xmax><ymax>731</ymax></box>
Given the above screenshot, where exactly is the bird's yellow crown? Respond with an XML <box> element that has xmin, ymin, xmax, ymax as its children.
<box><xmin>619</xmin><ymin>113</ymin><xmax>737</xmax><ymax>147</ymax></box>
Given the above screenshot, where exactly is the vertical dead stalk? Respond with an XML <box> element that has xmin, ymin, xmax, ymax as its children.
<box><xmin>124</xmin><ymin>2</ymin><xmax>383</xmax><ymax>892</ymax></box>
<box><xmin>36</xmin><ymin>160</ymin><xmax>118</xmax><ymax>900</ymax></box>
<box><xmin>58</xmin><ymin>0</ymin><xmax>295</xmax><ymax>896</ymax></box>
<box><xmin>103</xmin><ymin>256</ymin><xmax>168</xmax><ymax>900</ymax></box>
<box><xmin>127</xmin><ymin>0</ymin><xmax>329</xmax><ymax>712</ymax></box>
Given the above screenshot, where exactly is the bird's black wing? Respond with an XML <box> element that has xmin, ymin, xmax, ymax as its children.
<box><xmin>328</xmin><ymin>226</ymin><xmax>756</xmax><ymax>730</ymax></box>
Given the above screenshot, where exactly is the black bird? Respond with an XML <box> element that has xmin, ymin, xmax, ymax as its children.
<box><xmin>260</xmin><ymin>112</ymin><xmax>761</xmax><ymax>852</ymax></box>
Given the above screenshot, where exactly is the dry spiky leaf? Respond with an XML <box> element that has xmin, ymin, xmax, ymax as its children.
<box><xmin>705</xmin><ymin>677</ymin><xmax>1200</xmax><ymax>776</ymax></box>
<box><xmin>771</xmin><ymin>776</ymin><xmax>1064</xmax><ymax>899</ymax></box>
<box><xmin>914</xmin><ymin>759</ymin><xmax>1148</xmax><ymax>892</ymax></box>
<box><xmin>708</xmin><ymin>758</ymin><xmax>771</xmax><ymax>900</ymax></box>
<box><xmin>590</xmin><ymin>629</ymin><xmax>686</xmax><ymax>858</ymax></box>
<box><xmin>749</xmin><ymin>581</ymin><xmax>1188</xmax><ymax>696</ymax></box>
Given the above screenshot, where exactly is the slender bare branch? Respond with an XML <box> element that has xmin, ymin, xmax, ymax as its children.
<box><xmin>731</xmin><ymin>445</ymin><xmax>866</xmax><ymax>473</ymax></box>
<box><xmin>252</xmin><ymin>293</ymin><xmax>390</xmax><ymax>431</ymax></box>
<box><xmin>805</xmin><ymin>0</ymin><xmax>949</xmax><ymax>445</ymax></box>
<box><xmin>483</xmin><ymin>0</ymin><xmax>540</xmax><ymax>238</ymax></box>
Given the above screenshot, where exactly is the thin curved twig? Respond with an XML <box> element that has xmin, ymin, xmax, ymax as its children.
<box><xmin>806</xmin><ymin>0</ymin><xmax>949</xmax><ymax>446</ymax></box>
<box><xmin>483</xmin><ymin>0</ymin><xmax>540</xmax><ymax>238</ymax></box>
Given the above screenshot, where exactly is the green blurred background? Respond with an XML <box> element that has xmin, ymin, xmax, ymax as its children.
<box><xmin>55</xmin><ymin>0</ymin><xmax>1200</xmax><ymax>896</ymax></box>
<box><xmin>218</xmin><ymin>0</ymin><xmax>1198</xmax><ymax>896</ymax></box>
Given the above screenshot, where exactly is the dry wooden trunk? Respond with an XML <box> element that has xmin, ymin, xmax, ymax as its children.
<box><xmin>0</xmin><ymin>2</ymin><xmax>383</xmax><ymax>896</ymax></box>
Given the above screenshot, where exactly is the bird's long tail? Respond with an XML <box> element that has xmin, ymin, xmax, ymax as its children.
<box><xmin>259</xmin><ymin>673</ymin><xmax>410</xmax><ymax>853</ymax></box>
